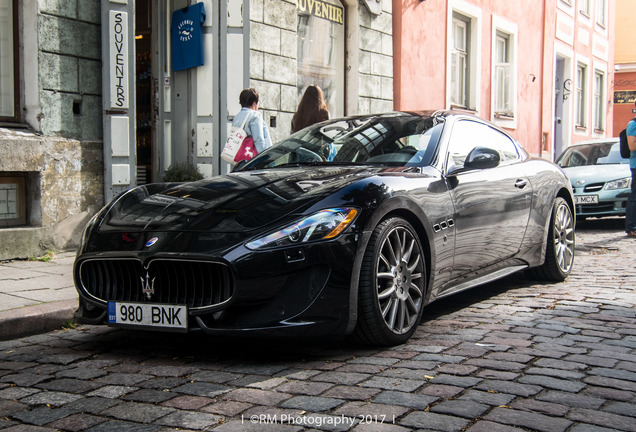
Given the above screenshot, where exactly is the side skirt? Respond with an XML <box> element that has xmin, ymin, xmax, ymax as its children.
<box><xmin>436</xmin><ymin>265</ymin><xmax>528</xmax><ymax>300</ymax></box>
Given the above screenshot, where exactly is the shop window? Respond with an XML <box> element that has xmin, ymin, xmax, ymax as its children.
<box><xmin>0</xmin><ymin>0</ymin><xmax>18</xmax><ymax>121</ymax></box>
<box><xmin>297</xmin><ymin>0</ymin><xmax>345</xmax><ymax>118</ymax></box>
<box><xmin>0</xmin><ymin>173</ymin><xmax>26</xmax><ymax>227</ymax></box>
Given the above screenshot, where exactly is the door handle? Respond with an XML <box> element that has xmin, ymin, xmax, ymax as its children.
<box><xmin>515</xmin><ymin>179</ymin><xmax>528</xmax><ymax>189</ymax></box>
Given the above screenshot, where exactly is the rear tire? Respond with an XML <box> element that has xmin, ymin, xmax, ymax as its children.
<box><xmin>351</xmin><ymin>217</ymin><xmax>426</xmax><ymax>346</ymax></box>
<box><xmin>528</xmin><ymin>197</ymin><xmax>575</xmax><ymax>281</ymax></box>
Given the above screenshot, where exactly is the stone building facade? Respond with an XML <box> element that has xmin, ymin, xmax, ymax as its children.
<box><xmin>0</xmin><ymin>1</ymin><xmax>104</xmax><ymax>260</ymax></box>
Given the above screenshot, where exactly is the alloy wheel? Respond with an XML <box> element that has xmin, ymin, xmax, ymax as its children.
<box><xmin>553</xmin><ymin>201</ymin><xmax>575</xmax><ymax>274</ymax></box>
<box><xmin>375</xmin><ymin>226</ymin><xmax>424</xmax><ymax>335</ymax></box>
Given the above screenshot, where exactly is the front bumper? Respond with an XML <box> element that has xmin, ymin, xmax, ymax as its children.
<box><xmin>573</xmin><ymin>190</ymin><xmax>629</xmax><ymax>217</ymax></box>
<box><xmin>74</xmin><ymin>233</ymin><xmax>361</xmax><ymax>337</ymax></box>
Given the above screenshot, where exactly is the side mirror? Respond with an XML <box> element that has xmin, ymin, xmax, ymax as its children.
<box><xmin>464</xmin><ymin>147</ymin><xmax>501</xmax><ymax>170</ymax></box>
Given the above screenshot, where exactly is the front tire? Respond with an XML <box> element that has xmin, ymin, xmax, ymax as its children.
<box><xmin>352</xmin><ymin>217</ymin><xmax>426</xmax><ymax>346</ymax></box>
<box><xmin>529</xmin><ymin>197</ymin><xmax>575</xmax><ymax>281</ymax></box>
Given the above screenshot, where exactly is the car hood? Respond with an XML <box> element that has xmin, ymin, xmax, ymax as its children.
<box><xmin>98</xmin><ymin>166</ymin><xmax>405</xmax><ymax>233</ymax></box>
<box><xmin>562</xmin><ymin>164</ymin><xmax>631</xmax><ymax>185</ymax></box>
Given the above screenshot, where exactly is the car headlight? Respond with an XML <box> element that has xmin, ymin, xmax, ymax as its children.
<box><xmin>605</xmin><ymin>177</ymin><xmax>631</xmax><ymax>190</ymax></box>
<box><xmin>246</xmin><ymin>207</ymin><xmax>359</xmax><ymax>250</ymax></box>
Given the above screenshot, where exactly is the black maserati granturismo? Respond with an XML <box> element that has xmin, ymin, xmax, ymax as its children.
<box><xmin>73</xmin><ymin>111</ymin><xmax>575</xmax><ymax>346</ymax></box>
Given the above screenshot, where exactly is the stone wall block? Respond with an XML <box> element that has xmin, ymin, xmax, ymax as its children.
<box><xmin>359</xmin><ymin>9</ymin><xmax>392</xmax><ymax>34</ymax></box>
<box><xmin>39</xmin><ymin>91</ymin><xmax>80</xmax><ymax>138</ymax></box>
<box><xmin>358</xmin><ymin>97</ymin><xmax>371</xmax><ymax>115</ymax></box>
<box><xmin>382</xmin><ymin>0</ymin><xmax>392</xmax><ymax>14</ymax></box>
<box><xmin>39</xmin><ymin>52</ymin><xmax>78</xmax><ymax>93</ymax></box>
<box><xmin>264</xmin><ymin>54</ymin><xmax>297</xmax><ymax>87</ymax></box>
<box><xmin>381</xmin><ymin>33</ymin><xmax>393</xmax><ymax>56</ymax></box>
<box><xmin>250</xmin><ymin>22</ymin><xmax>282</xmax><ymax>55</ymax></box>
<box><xmin>369</xmin><ymin>52</ymin><xmax>393</xmax><ymax>78</ymax></box>
<box><xmin>369</xmin><ymin>97</ymin><xmax>393</xmax><ymax>113</ymax></box>
<box><xmin>39</xmin><ymin>15</ymin><xmax>100</xmax><ymax>59</ymax></box>
<box><xmin>0</xmin><ymin>133</ymin><xmax>103</xmax><ymax>248</ymax></box>
<box><xmin>361</xmin><ymin>27</ymin><xmax>383</xmax><ymax>55</ymax></box>
<box><xmin>79</xmin><ymin>59</ymin><xmax>102</xmax><ymax>95</ymax></box>
<box><xmin>250</xmin><ymin>51</ymin><xmax>265</xmax><ymax>80</ymax></box>
<box><xmin>281</xmin><ymin>29</ymin><xmax>298</xmax><ymax>59</ymax></box>
<box><xmin>271</xmin><ymin>112</ymin><xmax>294</xmax><ymax>142</ymax></box>
<box><xmin>381</xmin><ymin>76</ymin><xmax>393</xmax><ymax>101</ymax></box>
<box><xmin>264</xmin><ymin>0</ymin><xmax>296</xmax><ymax>31</ymax></box>
<box><xmin>38</xmin><ymin>0</ymin><xmax>77</xmax><ymax>19</ymax></box>
<box><xmin>251</xmin><ymin>0</ymin><xmax>264</xmax><ymax>22</ymax></box>
<box><xmin>77</xmin><ymin>0</ymin><xmax>100</xmax><ymax>23</ymax></box>
<box><xmin>281</xmin><ymin>84</ymin><xmax>298</xmax><ymax>113</ymax></box>
<box><xmin>251</xmin><ymin>79</ymin><xmax>281</xmax><ymax>112</ymax></box>
<box><xmin>359</xmin><ymin>50</ymin><xmax>372</xmax><ymax>75</ymax></box>
<box><xmin>360</xmin><ymin>74</ymin><xmax>381</xmax><ymax>98</ymax></box>
<box><xmin>80</xmin><ymin>95</ymin><xmax>104</xmax><ymax>140</ymax></box>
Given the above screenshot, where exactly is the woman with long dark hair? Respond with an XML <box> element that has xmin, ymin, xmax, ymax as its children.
<box><xmin>291</xmin><ymin>85</ymin><xmax>330</xmax><ymax>133</ymax></box>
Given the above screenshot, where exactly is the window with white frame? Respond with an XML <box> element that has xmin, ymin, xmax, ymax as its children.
<box><xmin>575</xmin><ymin>63</ymin><xmax>587</xmax><ymax>128</ymax></box>
<box><xmin>579</xmin><ymin>0</ymin><xmax>591</xmax><ymax>16</ymax></box>
<box><xmin>593</xmin><ymin>70</ymin><xmax>604</xmax><ymax>131</ymax></box>
<box><xmin>596</xmin><ymin>0</ymin><xmax>606</xmax><ymax>27</ymax></box>
<box><xmin>494</xmin><ymin>31</ymin><xmax>513</xmax><ymax>116</ymax></box>
<box><xmin>0</xmin><ymin>0</ymin><xmax>17</xmax><ymax>120</ymax></box>
<box><xmin>450</xmin><ymin>14</ymin><xmax>469</xmax><ymax>108</ymax></box>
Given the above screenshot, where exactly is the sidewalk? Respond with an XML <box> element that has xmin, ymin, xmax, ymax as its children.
<box><xmin>0</xmin><ymin>251</ymin><xmax>78</xmax><ymax>340</ymax></box>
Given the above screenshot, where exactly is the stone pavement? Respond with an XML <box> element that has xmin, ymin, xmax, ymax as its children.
<box><xmin>0</xmin><ymin>251</ymin><xmax>77</xmax><ymax>340</ymax></box>
<box><xmin>0</xmin><ymin>219</ymin><xmax>634</xmax><ymax>431</ymax></box>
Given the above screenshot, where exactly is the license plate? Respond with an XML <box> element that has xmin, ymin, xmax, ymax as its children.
<box><xmin>574</xmin><ymin>195</ymin><xmax>598</xmax><ymax>205</ymax></box>
<box><xmin>108</xmin><ymin>302</ymin><xmax>187</xmax><ymax>331</ymax></box>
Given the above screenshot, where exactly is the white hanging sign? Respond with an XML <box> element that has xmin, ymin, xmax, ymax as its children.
<box><xmin>109</xmin><ymin>10</ymin><xmax>129</xmax><ymax>109</ymax></box>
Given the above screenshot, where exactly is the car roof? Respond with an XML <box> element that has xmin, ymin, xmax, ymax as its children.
<box><xmin>567</xmin><ymin>137</ymin><xmax>619</xmax><ymax>147</ymax></box>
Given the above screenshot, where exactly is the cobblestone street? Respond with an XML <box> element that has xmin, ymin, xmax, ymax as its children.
<box><xmin>0</xmin><ymin>218</ymin><xmax>634</xmax><ymax>432</ymax></box>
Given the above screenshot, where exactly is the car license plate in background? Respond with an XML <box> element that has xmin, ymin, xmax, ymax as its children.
<box><xmin>108</xmin><ymin>302</ymin><xmax>187</xmax><ymax>331</ymax></box>
<box><xmin>574</xmin><ymin>195</ymin><xmax>598</xmax><ymax>205</ymax></box>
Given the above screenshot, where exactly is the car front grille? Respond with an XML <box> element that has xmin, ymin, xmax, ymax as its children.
<box><xmin>583</xmin><ymin>183</ymin><xmax>604</xmax><ymax>192</ymax></box>
<box><xmin>576</xmin><ymin>203</ymin><xmax>617</xmax><ymax>214</ymax></box>
<box><xmin>78</xmin><ymin>258</ymin><xmax>233</xmax><ymax>309</ymax></box>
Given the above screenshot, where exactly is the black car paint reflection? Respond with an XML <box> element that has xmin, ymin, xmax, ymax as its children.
<box><xmin>74</xmin><ymin>111</ymin><xmax>575</xmax><ymax>346</ymax></box>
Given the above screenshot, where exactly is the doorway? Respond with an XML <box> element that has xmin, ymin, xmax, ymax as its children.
<box><xmin>135</xmin><ymin>0</ymin><xmax>153</xmax><ymax>184</ymax></box>
<box><xmin>554</xmin><ymin>56</ymin><xmax>565</xmax><ymax>159</ymax></box>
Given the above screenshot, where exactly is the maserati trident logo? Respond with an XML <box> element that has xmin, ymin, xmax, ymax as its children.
<box><xmin>140</xmin><ymin>272</ymin><xmax>156</xmax><ymax>299</ymax></box>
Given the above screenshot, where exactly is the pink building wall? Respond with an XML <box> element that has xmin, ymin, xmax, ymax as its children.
<box><xmin>393</xmin><ymin>0</ymin><xmax>615</xmax><ymax>159</ymax></box>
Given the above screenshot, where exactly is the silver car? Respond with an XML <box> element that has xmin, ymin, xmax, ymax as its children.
<box><xmin>556</xmin><ymin>138</ymin><xmax>631</xmax><ymax>219</ymax></box>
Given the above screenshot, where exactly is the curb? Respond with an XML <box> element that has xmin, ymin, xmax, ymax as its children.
<box><xmin>0</xmin><ymin>299</ymin><xmax>77</xmax><ymax>341</ymax></box>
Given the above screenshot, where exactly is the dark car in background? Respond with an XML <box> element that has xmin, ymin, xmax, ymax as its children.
<box><xmin>556</xmin><ymin>138</ymin><xmax>631</xmax><ymax>219</ymax></box>
<box><xmin>74</xmin><ymin>111</ymin><xmax>575</xmax><ymax>346</ymax></box>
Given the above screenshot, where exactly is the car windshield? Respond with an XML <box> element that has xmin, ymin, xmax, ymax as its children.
<box><xmin>237</xmin><ymin>113</ymin><xmax>444</xmax><ymax>170</ymax></box>
<box><xmin>556</xmin><ymin>142</ymin><xmax>628</xmax><ymax>167</ymax></box>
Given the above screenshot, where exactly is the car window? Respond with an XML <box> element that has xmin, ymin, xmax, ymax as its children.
<box><xmin>240</xmin><ymin>114</ymin><xmax>444</xmax><ymax>169</ymax></box>
<box><xmin>446</xmin><ymin>120</ymin><xmax>518</xmax><ymax>170</ymax></box>
<box><xmin>557</xmin><ymin>142</ymin><xmax>628</xmax><ymax>167</ymax></box>
<box><xmin>491</xmin><ymin>129</ymin><xmax>520</xmax><ymax>162</ymax></box>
